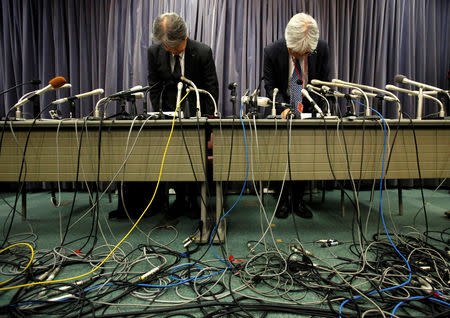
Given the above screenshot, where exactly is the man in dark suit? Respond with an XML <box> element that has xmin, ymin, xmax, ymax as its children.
<box><xmin>147</xmin><ymin>12</ymin><xmax>219</xmax><ymax>219</ymax></box>
<box><xmin>148</xmin><ymin>12</ymin><xmax>219</xmax><ymax>117</ymax></box>
<box><xmin>263</xmin><ymin>13</ymin><xmax>330</xmax><ymax>219</ymax></box>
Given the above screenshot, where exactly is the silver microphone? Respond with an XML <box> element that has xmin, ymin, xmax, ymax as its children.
<box><xmin>272</xmin><ymin>88</ymin><xmax>279</xmax><ymax>116</ymax></box>
<box><xmin>180</xmin><ymin>76</ymin><xmax>201</xmax><ymax>117</ymax></box>
<box><xmin>52</xmin><ymin>88</ymin><xmax>104</xmax><ymax>104</ymax></box>
<box><xmin>187</xmin><ymin>86</ymin><xmax>218</xmax><ymax>117</ymax></box>
<box><xmin>394</xmin><ymin>74</ymin><xmax>443</xmax><ymax>92</ymax></box>
<box><xmin>301</xmin><ymin>88</ymin><xmax>324</xmax><ymax>117</ymax></box>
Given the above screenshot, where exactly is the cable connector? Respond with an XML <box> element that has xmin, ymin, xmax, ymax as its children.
<box><xmin>320</xmin><ymin>239</ymin><xmax>341</xmax><ymax>247</ymax></box>
<box><xmin>417</xmin><ymin>276</ymin><xmax>433</xmax><ymax>294</ymax></box>
<box><xmin>48</xmin><ymin>294</ymin><xmax>74</xmax><ymax>302</ymax></box>
<box><xmin>183</xmin><ymin>236</ymin><xmax>196</xmax><ymax>248</ymax></box>
<box><xmin>139</xmin><ymin>266</ymin><xmax>161</xmax><ymax>281</ymax></box>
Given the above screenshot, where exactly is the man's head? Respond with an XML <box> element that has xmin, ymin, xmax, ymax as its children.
<box><xmin>152</xmin><ymin>12</ymin><xmax>187</xmax><ymax>55</ymax></box>
<box><xmin>285</xmin><ymin>13</ymin><xmax>319</xmax><ymax>59</ymax></box>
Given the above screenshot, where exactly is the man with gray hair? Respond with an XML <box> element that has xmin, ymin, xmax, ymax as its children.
<box><xmin>263</xmin><ymin>12</ymin><xmax>331</xmax><ymax>219</ymax></box>
<box><xmin>147</xmin><ymin>12</ymin><xmax>219</xmax><ymax>220</ymax></box>
<box><xmin>148</xmin><ymin>12</ymin><xmax>219</xmax><ymax>116</ymax></box>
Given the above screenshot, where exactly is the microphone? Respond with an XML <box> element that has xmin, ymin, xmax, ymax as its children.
<box><xmin>228</xmin><ymin>82</ymin><xmax>238</xmax><ymax>117</ymax></box>
<box><xmin>256</xmin><ymin>76</ymin><xmax>265</xmax><ymax>94</ymax></box>
<box><xmin>350</xmin><ymin>89</ymin><xmax>397</xmax><ymax>102</ymax></box>
<box><xmin>301</xmin><ymin>88</ymin><xmax>324</xmax><ymax>117</ymax></box>
<box><xmin>241</xmin><ymin>96</ymin><xmax>289</xmax><ymax>108</ymax></box>
<box><xmin>187</xmin><ymin>86</ymin><xmax>218</xmax><ymax>117</ymax></box>
<box><xmin>13</xmin><ymin>76</ymin><xmax>67</xmax><ymax>109</ymax></box>
<box><xmin>271</xmin><ymin>88</ymin><xmax>279</xmax><ymax>116</ymax></box>
<box><xmin>132</xmin><ymin>92</ymin><xmax>145</xmax><ymax>99</ymax></box>
<box><xmin>0</xmin><ymin>79</ymin><xmax>41</xmax><ymax>96</ymax></box>
<box><xmin>394</xmin><ymin>74</ymin><xmax>443</xmax><ymax>92</ymax></box>
<box><xmin>52</xmin><ymin>88</ymin><xmax>104</xmax><ymax>104</ymax></box>
<box><xmin>386</xmin><ymin>84</ymin><xmax>444</xmax><ymax>118</ymax></box>
<box><xmin>175</xmin><ymin>82</ymin><xmax>183</xmax><ymax>116</ymax></box>
<box><xmin>180</xmin><ymin>76</ymin><xmax>201</xmax><ymax>117</ymax></box>
<box><xmin>228</xmin><ymin>82</ymin><xmax>238</xmax><ymax>90</ymax></box>
<box><xmin>108</xmin><ymin>85</ymin><xmax>144</xmax><ymax>99</ymax></box>
<box><xmin>306</xmin><ymin>84</ymin><xmax>322</xmax><ymax>93</ymax></box>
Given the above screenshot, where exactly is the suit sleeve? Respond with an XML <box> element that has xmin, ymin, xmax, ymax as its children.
<box><xmin>317</xmin><ymin>41</ymin><xmax>331</xmax><ymax>82</ymax></box>
<box><xmin>264</xmin><ymin>46</ymin><xmax>288</xmax><ymax>114</ymax></box>
<box><xmin>147</xmin><ymin>47</ymin><xmax>163</xmax><ymax>111</ymax></box>
<box><xmin>201</xmin><ymin>48</ymin><xmax>219</xmax><ymax>114</ymax></box>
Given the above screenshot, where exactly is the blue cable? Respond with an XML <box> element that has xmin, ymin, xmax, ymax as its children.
<box><xmin>338</xmin><ymin>102</ymin><xmax>412</xmax><ymax>317</ymax></box>
<box><xmin>391</xmin><ymin>296</ymin><xmax>450</xmax><ymax>315</ymax></box>
<box><xmin>208</xmin><ymin>103</ymin><xmax>249</xmax><ymax>264</ymax></box>
<box><xmin>141</xmin><ymin>103</ymin><xmax>250</xmax><ymax>288</ymax></box>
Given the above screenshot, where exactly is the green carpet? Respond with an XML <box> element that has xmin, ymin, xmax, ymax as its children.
<box><xmin>0</xmin><ymin>186</ymin><xmax>448</xmax><ymax>317</ymax></box>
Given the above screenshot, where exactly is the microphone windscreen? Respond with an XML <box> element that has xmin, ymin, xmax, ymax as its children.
<box><xmin>30</xmin><ymin>79</ymin><xmax>41</xmax><ymax>85</ymax></box>
<box><xmin>394</xmin><ymin>74</ymin><xmax>406</xmax><ymax>83</ymax></box>
<box><xmin>49</xmin><ymin>76</ymin><xmax>67</xmax><ymax>88</ymax></box>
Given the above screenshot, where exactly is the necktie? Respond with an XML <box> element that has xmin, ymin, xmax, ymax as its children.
<box><xmin>290</xmin><ymin>59</ymin><xmax>303</xmax><ymax>112</ymax></box>
<box><xmin>173</xmin><ymin>55</ymin><xmax>181</xmax><ymax>79</ymax></box>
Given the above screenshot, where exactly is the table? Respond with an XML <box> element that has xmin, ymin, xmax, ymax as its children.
<box><xmin>0</xmin><ymin>119</ymin><xmax>208</xmax><ymax>235</ymax></box>
<box><xmin>210</xmin><ymin>118</ymin><xmax>450</xmax><ymax>232</ymax></box>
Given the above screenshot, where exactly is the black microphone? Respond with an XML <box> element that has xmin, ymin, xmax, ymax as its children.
<box><xmin>256</xmin><ymin>76</ymin><xmax>265</xmax><ymax>94</ymax></box>
<box><xmin>228</xmin><ymin>82</ymin><xmax>238</xmax><ymax>90</ymax></box>
<box><xmin>228</xmin><ymin>82</ymin><xmax>237</xmax><ymax>117</ymax></box>
<box><xmin>158</xmin><ymin>82</ymin><xmax>168</xmax><ymax>119</ymax></box>
<box><xmin>0</xmin><ymin>79</ymin><xmax>41</xmax><ymax>96</ymax></box>
<box><xmin>108</xmin><ymin>85</ymin><xmax>149</xmax><ymax>99</ymax></box>
<box><xmin>297</xmin><ymin>79</ymin><xmax>303</xmax><ymax>86</ymax></box>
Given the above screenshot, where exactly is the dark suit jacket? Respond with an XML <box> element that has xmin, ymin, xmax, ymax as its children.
<box><xmin>263</xmin><ymin>38</ymin><xmax>330</xmax><ymax>114</ymax></box>
<box><xmin>147</xmin><ymin>38</ymin><xmax>219</xmax><ymax>116</ymax></box>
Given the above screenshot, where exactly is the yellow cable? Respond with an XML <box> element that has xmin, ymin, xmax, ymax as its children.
<box><xmin>0</xmin><ymin>242</ymin><xmax>34</xmax><ymax>286</ymax></box>
<box><xmin>0</xmin><ymin>93</ymin><xmax>188</xmax><ymax>291</ymax></box>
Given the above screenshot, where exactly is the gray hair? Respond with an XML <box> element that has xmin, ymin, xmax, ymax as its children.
<box><xmin>152</xmin><ymin>12</ymin><xmax>187</xmax><ymax>49</ymax></box>
<box><xmin>285</xmin><ymin>13</ymin><xmax>319</xmax><ymax>55</ymax></box>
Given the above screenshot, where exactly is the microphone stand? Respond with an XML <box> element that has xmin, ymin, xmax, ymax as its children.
<box><xmin>184</xmin><ymin>88</ymin><xmax>191</xmax><ymax>119</ymax></box>
<box><xmin>438</xmin><ymin>91</ymin><xmax>450</xmax><ymax>118</ymax></box>
<box><xmin>30</xmin><ymin>95</ymin><xmax>40</xmax><ymax>119</ymax></box>
<box><xmin>69</xmin><ymin>100</ymin><xmax>76</xmax><ymax>118</ymax></box>
<box><xmin>127</xmin><ymin>94</ymin><xmax>138</xmax><ymax>117</ymax></box>
<box><xmin>374</xmin><ymin>95</ymin><xmax>383</xmax><ymax>115</ymax></box>
<box><xmin>229</xmin><ymin>84</ymin><xmax>237</xmax><ymax>118</ymax></box>
<box><xmin>344</xmin><ymin>94</ymin><xmax>355</xmax><ymax>118</ymax></box>
<box><xmin>110</xmin><ymin>97</ymin><xmax>133</xmax><ymax>120</ymax></box>
<box><xmin>158</xmin><ymin>84</ymin><xmax>167</xmax><ymax>119</ymax></box>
